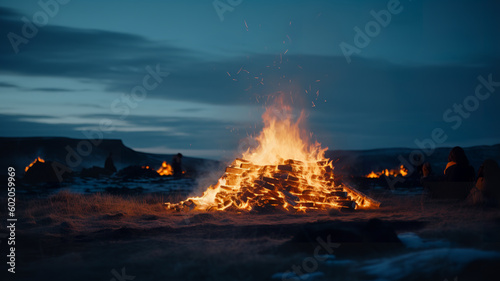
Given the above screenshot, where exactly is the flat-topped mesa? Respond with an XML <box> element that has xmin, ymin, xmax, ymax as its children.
<box><xmin>164</xmin><ymin>158</ymin><xmax>380</xmax><ymax>212</ymax></box>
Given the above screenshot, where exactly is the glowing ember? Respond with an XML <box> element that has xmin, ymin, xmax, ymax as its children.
<box><xmin>157</xmin><ymin>161</ymin><xmax>173</xmax><ymax>176</ymax></box>
<box><xmin>366</xmin><ymin>165</ymin><xmax>408</xmax><ymax>178</ymax></box>
<box><xmin>165</xmin><ymin>96</ymin><xmax>380</xmax><ymax>212</ymax></box>
<box><xmin>25</xmin><ymin>157</ymin><xmax>45</xmax><ymax>173</ymax></box>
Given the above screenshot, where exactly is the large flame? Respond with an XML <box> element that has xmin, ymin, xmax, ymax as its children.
<box><xmin>25</xmin><ymin>157</ymin><xmax>45</xmax><ymax>173</ymax></box>
<box><xmin>165</xmin><ymin>96</ymin><xmax>379</xmax><ymax>212</ymax></box>
<box><xmin>241</xmin><ymin>101</ymin><xmax>326</xmax><ymax>165</ymax></box>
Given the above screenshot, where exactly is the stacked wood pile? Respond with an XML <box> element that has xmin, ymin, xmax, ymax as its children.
<box><xmin>165</xmin><ymin>158</ymin><xmax>380</xmax><ymax>212</ymax></box>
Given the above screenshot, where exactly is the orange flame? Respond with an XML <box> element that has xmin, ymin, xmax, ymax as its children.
<box><xmin>25</xmin><ymin>157</ymin><xmax>45</xmax><ymax>172</ymax></box>
<box><xmin>366</xmin><ymin>165</ymin><xmax>408</xmax><ymax>178</ymax></box>
<box><xmin>157</xmin><ymin>161</ymin><xmax>173</xmax><ymax>176</ymax></box>
<box><xmin>165</xmin><ymin>95</ymin><xmax>380</xmax><ymax>212</ymax></box>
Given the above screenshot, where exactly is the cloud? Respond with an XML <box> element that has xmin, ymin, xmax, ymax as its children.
<box><xmin>0</xmin><ymin>81</ymin><xmax>18</xmax><ymax>88</ymax></box>
<box><xmin>0</xmin><ymin>113</ymin><xmax>246</xmax><ymax>157</ymax></box>
<box><xmin>0</xmin><ymin>7</ymin><xmax>20</xmax><ymax>18</ymax></box>
<box><xmin>28</xmin><ymin>87</ymin><xmax>81</xmax><ymax>92</ymax></box>
<box><xmin>2</xmin><ymin>5</ymin><xmax>500</xmax><ymax>110</ymax></box>
<box><xmin>0</xmin><ymin>113</ymin><xmax>84</xmax><ymax>137</ymax></box>
<box><xmin>0</xmin><ymin>8</ymin><xmax>193</xmax><ymax>82</ymax></box>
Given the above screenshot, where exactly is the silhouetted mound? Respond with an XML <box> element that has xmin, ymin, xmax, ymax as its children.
<box><xmin>281</xmin><ymin>219</ymin><xmax>403</xmax><ymax>257</ymax></box>
<box><xmin>117</xmin><ymin>165</ymin><xmax>161</xmax><ymax>179</ymax></box>
<box><xmin>24</xmin><ymin>160</ymin><xmax>72</xmax><ymax>184</ymax></box>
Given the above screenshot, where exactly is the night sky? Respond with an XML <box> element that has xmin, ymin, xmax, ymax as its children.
<box><xmin>1</xmin><ymin>0</ymin><xmax>499</xmax><ymax>159</ymax></box>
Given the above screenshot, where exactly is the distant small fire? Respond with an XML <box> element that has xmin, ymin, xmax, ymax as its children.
<box><xmin>157</xmin><ymin>161</ymin><xmax>173</xmax><ymax>176</ymax></box>
<box><xmin>25</xmin><ymin>157</ymin><xmax>45</xmax><ymax>172</ymax></box>
<box><xmin>366</xmin><ymin>165</ymin><xmax>408</xmax><ymax>178</ymax></box>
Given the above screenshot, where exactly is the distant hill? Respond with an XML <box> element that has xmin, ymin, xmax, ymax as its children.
<box><xmin>1</xmin><ymin>137</ymin><xmax>498</xmax><ymax>179</ymax></box>
<box><xmin>0</xmin><ymin>137</ymin><xmax>219</xmax><ymax>175</ymax></box>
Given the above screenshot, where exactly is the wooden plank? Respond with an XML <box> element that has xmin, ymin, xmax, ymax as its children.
<box><xmin>226</xmin><ymin>167</ymin><xmax>244</xmax><ymax>174</ymax></box>
<box><xmin>220</xmin><ymin>185</ymin><xmax>235</xmax><ymax>191</ymax></box>
<box><xmin>342</xmin><ymin>185</ymin><xmax>381</xmax><ymax>208</ymax></box>
<box><xmin>263</xmin><ymin>176</ymin><xmax>280</xmax><ymax>185</ymax></box>
<box><xmin>285</xmin><ymin>159</ymin><xmax>304</xmax><ymax>165</ymax></box>
<box><xmin>241</xmin><ymin>163</ymin><xmax>258</xmax><ymax>169</ymax></box>
<box><xmin>296</xmin><ymin>202</ymin><xmax>315</xmax><ymax>208</ymax></box>
<box><xmin>263</xmin><ymin>182</ymin><xmax>275</xmax><ymax>190</ymax></box>
<box><xmin>277</xmin><ymin>165</ymin><xmax>293</xmax><ymax>172</ymax></box>
<box><xmin>330</xmin><ymin>191</ymin><xmax>347</xmax><ymax>197</ymax></box>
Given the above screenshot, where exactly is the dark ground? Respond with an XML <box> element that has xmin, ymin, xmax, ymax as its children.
<box><xmin>1</xmin><ymin>190</ymin><xmax>500</xmax><ymax>281</ymax></box>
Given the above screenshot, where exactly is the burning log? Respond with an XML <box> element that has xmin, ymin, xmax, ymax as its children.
<box><xmin>342</xmin><ymin>185</ymin><xmax>381</xmax><ymax>208</ymax></box>
<box><xmin>225</xmin><ymin>167</ymin><xmax>245</xmax><ymax>174</ymax></box>
<box><xmin>262</xmin><ymin>176</ymin><xmax>280</xmax><ymax>185</ymax></box>
<box><xmin>277</xmin><ymin>165</ymin><xmax>293</xmax><ymax>172</ymax></box>
<box><xmin>330</xmin><ymin>191</ymin><xmax>347</xmax><ymax>197</ymax></box>
<box><xmin>285</xmin><ymin>159</ymin><xmax>303</xmax><ymax>165</ymax></box>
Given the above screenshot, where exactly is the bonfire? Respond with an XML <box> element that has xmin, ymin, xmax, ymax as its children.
<box><xmin>25</xmin><ymin>157</ymin><xmax>45</xmax><ymax>172</ymax></box>
<box><xmin>157</xmin><ymin>161</ymin><xmax>174</xmax><ymax>176</ymax></box>
<box><xmin>165</xmin><ymin>96</ymin><xmax>379</xmax><ymax>212</ymax></box>
<box><xmin>366</xmin><ymin>165</ymin><xmax>408</xmax><ymax>178</ymax></box>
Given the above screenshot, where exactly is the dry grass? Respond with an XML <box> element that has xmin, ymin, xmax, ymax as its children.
<box><xmin>23</xmin><ymin>191</ymin><xmax>168</xmax><ymax>218</ymax></box>
<box><xmin>14</xmin><ymin>191</ymin><xmax>195</xmax><ymax>235</ymax></box>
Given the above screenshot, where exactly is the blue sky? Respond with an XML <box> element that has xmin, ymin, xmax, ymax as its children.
<box><xmin>1</xmin><ymin>0</ymin><xmax>499</xmax><ymax>159</ymax></box>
